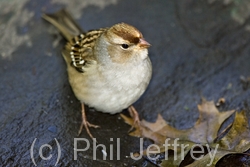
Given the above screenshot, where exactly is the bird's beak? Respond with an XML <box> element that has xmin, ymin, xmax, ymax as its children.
<box><xmin>138</xmin><ymin>38</ymin><xmax>151</xmax><ymax>48</ymax></box>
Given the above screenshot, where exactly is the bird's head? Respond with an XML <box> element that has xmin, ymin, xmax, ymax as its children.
<box><xmin>101</xmin><ymin>23</ymin><xmax>150</xmax><ymax>64</ymax></box>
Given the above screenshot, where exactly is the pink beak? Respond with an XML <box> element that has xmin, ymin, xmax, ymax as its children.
<box><xmin>139</xmin><ymin>38</ymin><xmax>151</xmax><ymax>48</ymax></box>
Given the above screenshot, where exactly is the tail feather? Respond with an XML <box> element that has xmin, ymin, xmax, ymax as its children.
<box><xmin>42</xmin><ymin>9</ymin><xmax>84</xmax><ymax>41</ymax></box>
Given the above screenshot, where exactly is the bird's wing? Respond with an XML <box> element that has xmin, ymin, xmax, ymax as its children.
<box><xmin>63</xmin><ymin>28</ymin><xmax>107</xmax><ymax>73</ymax></box>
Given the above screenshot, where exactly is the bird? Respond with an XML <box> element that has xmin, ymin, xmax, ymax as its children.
<box><xmin>42</xmin><ymin>9</ymin><xmax>152</xmax><ymax>139</ymax></box>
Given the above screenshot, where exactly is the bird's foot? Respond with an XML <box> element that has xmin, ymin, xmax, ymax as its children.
<box><xmin>128</xmin><ymin>105</ymin><xmax>141</xmax><ymax>133</ymax></box>
<box><xmin>78</xmin><ymin>103</ymin><xmax>100</xmax><ymax>140</ymax></box>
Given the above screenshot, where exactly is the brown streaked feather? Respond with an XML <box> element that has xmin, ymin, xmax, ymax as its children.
<box><xmin>110</xmin><ymin>23</ymin><xmax>142</xmax><ymax>44</ymax></box>
<box><xmin>65</xmin><ymin>28</ymin><xmax>107</xmax><ymax>72</ymax></box>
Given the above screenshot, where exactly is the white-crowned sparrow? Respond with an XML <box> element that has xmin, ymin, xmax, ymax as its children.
<box><xmin>43</xmin><ymin>9</ymin><xmax>152</xmax><ymax>139</ymax></box>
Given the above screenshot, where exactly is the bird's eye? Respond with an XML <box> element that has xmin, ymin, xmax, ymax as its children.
<box><xmin>121</xmin><ymin>44</ymin><xmax>129</xmax><ymax>49</ymax></box>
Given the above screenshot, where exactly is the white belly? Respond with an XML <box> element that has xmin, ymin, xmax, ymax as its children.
<box><xmin>68</xmin><ymin>58</ymin><xmax>152</xmax><ymax>114</ymax></box>
<box><xmin>86</xmin><ymin>83</ymin><xmax>145</xmax><ymax>113</ymax></box>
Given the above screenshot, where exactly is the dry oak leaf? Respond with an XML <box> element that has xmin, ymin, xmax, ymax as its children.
<box><xmin>218</xmin><ymin>110</ymin><xmax>250</xmax><ymax>152</ymax></box>
<box><xmin>121</xmin><ymin>99</ymin><xmax>240</xmax><ymax>167</ymax></box>
<box><xmin>121</xmin><ymin>99</ymin><xmax>235</xmax><ymax>144</ymax></box>
<box><xmin>184</xmin><ymin>111</ymin><xmax>250</xmax><ymax>167</ymax></box>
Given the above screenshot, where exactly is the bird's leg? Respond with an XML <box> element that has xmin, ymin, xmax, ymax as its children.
<box><xmin>128</xmin><ymin>105</ymin><xmax>141</xmax><ymax>132</ymax></box>
<box><xmin>78</xmin><ymin>103</ymin><xmax>99</xmax><ymax>139</ymax></box>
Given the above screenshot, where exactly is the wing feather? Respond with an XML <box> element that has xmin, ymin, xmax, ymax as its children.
<box><xmin>64</xmin><ymin>28</ymin><xmax>107</xmax><ymax>73</ymax></box>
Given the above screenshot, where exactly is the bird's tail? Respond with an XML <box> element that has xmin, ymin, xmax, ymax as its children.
<box><xmin>42</xmin><ymin>9</ymin><xmax>84</xmax><ymax>41</ymax></box>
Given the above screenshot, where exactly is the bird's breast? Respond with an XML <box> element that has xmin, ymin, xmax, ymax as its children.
<box><xmin>69</xmin><ymin>58</ymin><xmax>152</xmax><ymax>114</ymax></box>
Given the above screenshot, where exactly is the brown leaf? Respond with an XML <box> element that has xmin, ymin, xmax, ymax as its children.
<box><xmin>191</xmin><ymin>99</ymin><xmax>235</xmax><ymax>143</ymax></box>
<box><xmin>121</xmin><ymin>99</ymin><xmax>235</xmax><ymax>144</ymax></box>
<box><xmin>120</xmin><ymin>113</ymin><xmax>141</xmax><ymax>137</ymax></box>
<box><xmin>162</xmin><ymin>99</ymin><xmax>234</xmax><ymax>144</ymax></box>
<box><xmin>121</xmin><ymin>113</ymin><xmax>167</xmax><ymax>143</ymax></box>
<box><xmin>219</xmin><ymin>111</ymin><xmax>250</xmax><ymax>152</ymax></box>
<box><xmin>185</xmin><ymin>111</ymin><xmax>250</xmax><ymax>167</ymax></box>
<box><xmin>120</xmin><ymin>99</ymin><xmax>250</xmax><ymax>167</ymax></box>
